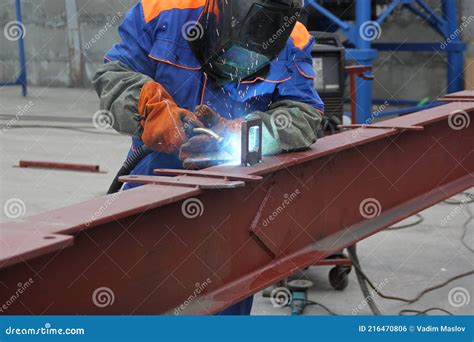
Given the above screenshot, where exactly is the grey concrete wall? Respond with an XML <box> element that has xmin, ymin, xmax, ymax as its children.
<box><xmin>0</xmin><ymin>0</ymin><xmax>472</xmax><ymax>99</ymax></box>
<box><xmin>0</xmin><ymin>0</ymin><xmax>134</xmax><ymax>87</ymax></box>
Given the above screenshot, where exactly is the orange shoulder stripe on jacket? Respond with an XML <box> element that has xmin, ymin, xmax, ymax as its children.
<box><xmin>142</xmin><ymin>0</ymin><xmax>207</xmax><ymax>23</ymax></box>
<box><xmin>290</xmin><ymin>22</ymin><xmax>312</xmax><ymax>49</ymax></box>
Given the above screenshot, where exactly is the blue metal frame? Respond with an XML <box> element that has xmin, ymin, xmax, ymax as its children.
<box><xmin>305</xmin><ymin>0</ymin><xmax>467</xmax><ymax>123</ymax></box>
<box><xmin>0</xmin><ymin>0</ymin><xmax>27</xmax><ymax>96</ymax></box>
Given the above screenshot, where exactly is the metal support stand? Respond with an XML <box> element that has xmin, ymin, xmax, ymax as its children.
<box><xmin>305</xmin><ymin>0</ymin><xmax>467</xmax><ymax>123</ymax></box>
<box><xmin>0</xmin><ymin>0</ymin><xmax>27</xmax><ymax>96</ymax></box>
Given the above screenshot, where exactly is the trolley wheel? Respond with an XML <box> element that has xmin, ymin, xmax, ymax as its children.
<box><xmin>329</xmin><ymin>266</ymin><xmax>351</xmax><ymax>291</ymax></box>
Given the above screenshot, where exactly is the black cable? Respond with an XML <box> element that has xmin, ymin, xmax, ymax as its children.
<box><xmin>386</xmin><ymin>214</ymin><xmax>424</xmax><ymax>231</ymax></box>
<box><xmin>357</xmin><ymin>265</ymin><xmax>474</xmax><ymax>305</ymax></box>
<box><xmin>1</xmin><ymin>124</ymin><xmax>119</xmax><ymax>136</ymax></box>
<box><xmin>399</xmin><ymin>308</ymin><xmax>454</xmax><ymax>316</ymax></box>
<box><xmin>107</xmin><ymin>145</ymin><xmax>154</xmax><ymax>194</ymax></box>
<box><xmin>461</xmin><ymin>206</ymin><xmax>474</xmax><ymax>253</ymax></box>
<box><xmin>302</xmin><ymin>299</ymin><xmax>339</xmax><ymax>316</ymax></box>
<box><xmin>444</xmin><ymin>192</ymin><xmax>474</xmax><ymax>205</ymax></box>
<box><xmin>347</xmin><ymin>245</ymin><xmax>382</xmax><ymax>315</ymax></box>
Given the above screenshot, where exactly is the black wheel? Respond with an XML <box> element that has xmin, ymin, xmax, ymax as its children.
<box><xmin>329</xmin><ymin>266</ymin><xmax>351</xmax><ymax>291</ymax></box>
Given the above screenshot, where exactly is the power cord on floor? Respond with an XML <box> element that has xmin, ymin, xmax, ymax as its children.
<box><xmin>302</xmin><ymin>299</ymin><xmax>339</xmax><ymax>316</ymax></box>
<box><xmin>1</xmin><ymin>124</ymin><xmax>119</xmax><ymax>136</ymax></box>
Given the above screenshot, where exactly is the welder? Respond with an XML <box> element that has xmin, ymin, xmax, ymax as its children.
<box><xmin>93</xmin><ymin>0</ymin><xmax>324</xmax><ymax>315</ymax></box>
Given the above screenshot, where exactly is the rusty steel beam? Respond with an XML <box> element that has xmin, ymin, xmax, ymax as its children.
<box><xmin>19</xmin><ymin>160</ymin><xmax>101</xmax><ymax>173</ymax></box>
<box><xmin>0</xmin><ymin>101</ymin><xmax>473</xmax><ymax>315</ymax></box>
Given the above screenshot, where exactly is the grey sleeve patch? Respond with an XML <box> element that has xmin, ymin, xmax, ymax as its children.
<box><xmin>249</xmin><ymin>100</ymin><xmax>323</xmax><ymax>156</ymax></box>
<box><xmin>92</xmin><ymin>61</ymin><xmax>152</xmax><ymax>138</ymax></box>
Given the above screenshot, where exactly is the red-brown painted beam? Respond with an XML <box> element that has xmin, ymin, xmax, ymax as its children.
<box><xmin>19</xmin><ymin>160</ymin><xmax>101</xmax><ymax>173</ymax></box>
<box><xmin>0</xmin><ymin>101</ymin><xmax>473</xmax><ymax>315</ymax></box>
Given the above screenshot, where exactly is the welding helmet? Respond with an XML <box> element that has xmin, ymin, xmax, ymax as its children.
<box><xmin>189</xmin><ymin>0</ymin><xmax>303</xmax><ymax>82</ymax></box>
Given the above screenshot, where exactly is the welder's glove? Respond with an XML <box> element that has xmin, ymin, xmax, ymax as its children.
<box><xmin>195</xmin><ymin>105</ymin><xmax>243</xmax><ymax>137</ymax></box>
<box><xmin>138</xmin><ymin>81</ymin><xmax>204</xmax><ymax>154</ymax></box>
<box><xmin>178</xmin><ymin>135</ymin><xmax>221</xmax><ymax>162</ymax></box>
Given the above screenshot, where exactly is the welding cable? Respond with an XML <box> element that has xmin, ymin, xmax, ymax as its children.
<box><xmin>347</xmin><ymin>247</ymin><xmax>474</xmax><ymax>316</ymax></box>
<box><xmin>107</xmin><ymin>145</ymin><xmax>154</xmax><ymax>194</ymax></box>
<box><xmin>399</xmin><ymin>308</ymin><xmax>454</xmax><ymax>316</ymax></box>
<box><xmin>302</xmin><ymin>300</ymin><xmax>339</xmax><ymax>316</ymax></box>
<box><xmin>461</xmin><ymin>207</ymin><xmax>474</xmax><ymax>253</ymax></box>
<box><xmin>2</xmin><ymin>125</ymin><xmax>120</xmax><ymax>136</ymax></box>
<box><xmin>444</xmin><ymin>192</ymin><xmax>474</xmax><ymax>205</ymax></box>
<box><xmin>386</xmin><ymin>214</ymin><xmax>424</xmax><ymax>231</ymax></box>
<box><xmin>353</xmin><ymin>261</ymin><xmax>474</xmax><ymax>305</ymax></box>
<box><xmin>347</xmin><ymin>245</ymin><xmax>382</xmax><ymax>316</ymax></box>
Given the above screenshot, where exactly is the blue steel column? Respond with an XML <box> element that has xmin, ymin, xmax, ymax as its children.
<box><xmin>443</xmin><ymin>0</ymin><xmax>464</xmax><ymax>93</ymax></box>
<box><xmin>15</xmin><ymin>0</ymin><xmax>27</xmax><ymax>96</ymax></box>
<box><xmin>354</xmin><ymin>0</ymin><xmax>373</xmax><ymax>123</ymax></box>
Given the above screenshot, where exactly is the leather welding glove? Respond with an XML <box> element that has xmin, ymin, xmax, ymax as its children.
<box><xmin>195</xmin><ymin>105</ymin><xmax>243</xmax><ymax>137</ymax></box>
<box><xmin>178</xmin><ymin>135</ymin><xmax>222</xmax><ymax>162</ymax></box>
<box><xmin>138</xmin><ymin>81</ymin><xmax>204</xmax><ymax>154</ymax></box>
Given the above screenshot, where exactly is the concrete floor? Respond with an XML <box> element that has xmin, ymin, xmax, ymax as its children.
<box><xmin>1</xmin><ymin>86</ymin><xmax>473</xmax><ymax>316</ymax></box>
